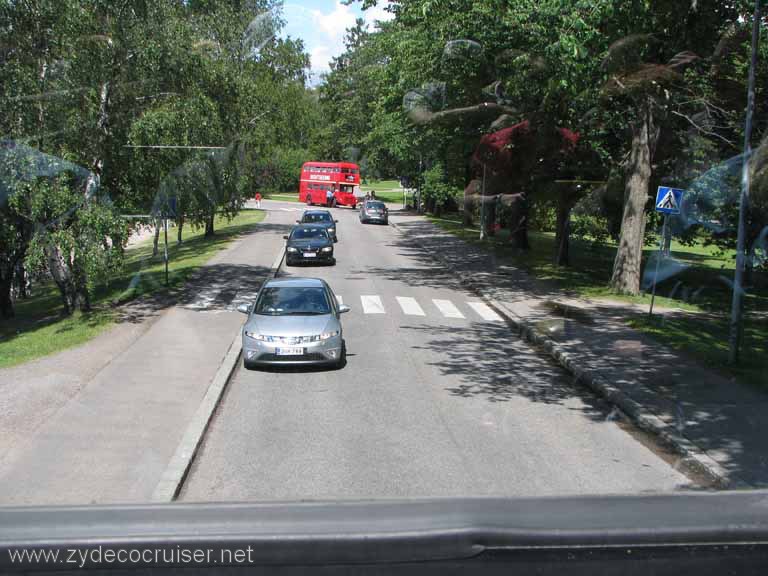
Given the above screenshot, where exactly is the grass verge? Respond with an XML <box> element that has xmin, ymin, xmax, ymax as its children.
<box><xmin>0</xmin><ymin>210</ymin><xmax>266</xmax><ymax>369</ymax></box>
<box><xmin>263</xmin><ymin>193</ymin><xmax>301</xmax><ymax>203</ymax></box>
<box><xmin>428</xmin><ymin>215</ymin><xmax>767</xmax><ymax>387</ymax></box>
<box><xmin>627</xmin><ymin>315</ymin><xmax>767</xmax><ymax>390</ymax></box>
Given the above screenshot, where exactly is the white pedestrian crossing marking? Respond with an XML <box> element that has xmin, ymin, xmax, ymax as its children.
<box><xmin>336</xmin><ymin>295</ymin><xmax>343</xmax><ymax>305</ymax></box>
<box><xmin>396</xmin><ymin>296</ymin><xmax>425</xmax><ymax>316</ymax></box>
<box><xmin>467</xmin><ymin>301</ymin><xmax>503</xmax><ymax>322</ymax></box>
<box><xmin>433</xmin><ymin>299</ymin><xmax>464</xmax><ymax>319</ymax></box>
<box><xmin>361</xmin><ymin>295</ymin><xmax>385</xmax><ymax>314</ymax></box>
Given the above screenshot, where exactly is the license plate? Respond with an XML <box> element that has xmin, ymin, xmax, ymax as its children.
<box><xmin>275</xmin><ymin>347</ymin><xmax>304</xmax><ymax>356</ymax></box>
<box><xmin>303</xmin><ymin>252</ymin><xmax>317</xmax><ymax>258</ymax></box>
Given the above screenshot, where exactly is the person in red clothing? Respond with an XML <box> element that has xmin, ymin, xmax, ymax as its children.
<box><xmin>254</xmin><ymin>192</ymin><xmax>262</xmax><ymax>208</ymax></box>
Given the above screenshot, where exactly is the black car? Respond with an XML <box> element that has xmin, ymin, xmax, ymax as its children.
<box><xmin>359</xmin><ymin>200</ymin><xmax>388</xmax><ymax>224</ymax></box>
<box><xmin>284</xmin><ymin>224</ymin><xmax>335</xmax><ymax>266</ymax></box>
<box><xmin>297</xmin><ymin>210</ymin><xmax>338</xmax><ymax>242</ymax></box>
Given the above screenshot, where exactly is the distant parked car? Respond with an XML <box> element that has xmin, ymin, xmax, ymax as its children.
<box><xmin>359</xmin><ymin>200</ymin><xmax>388</xmax><ymax>225</ymax></box>
<box><xmin>238</xmin><ymin>277</ymin><xmax>349</xmax><ymax>369</ymax></box>
<box><xmin>284</xmin><ymin>224</ymin><xmax>335</xmax><ymax>266</ymax></box>
<box><xmin>297</xmin><ymin>209</ymin><xmax>338</xmax><ymax>242</ymax></box>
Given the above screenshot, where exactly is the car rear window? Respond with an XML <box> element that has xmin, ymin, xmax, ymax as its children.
<box><xmin>303</xmin><ymin>213</ymin><xmax>332</xmax><ymax>223</ymax></box>
<box><xmin>291</xmin><ymin>227</ymin><xmax>329</xmax><ymax>239</ymax></box>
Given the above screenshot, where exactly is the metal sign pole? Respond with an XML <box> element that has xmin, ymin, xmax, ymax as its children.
<box><xmin>729</xmin><ymin>0</ymin><xmax>761</xmax><ymax>364</ymax></box>
<box><xmin>480</xmin><ymin>164</ymin><xmax>486</xmax><ymax>241</ymax></box>
<box><xmin>648</xmin><ymin>214</ymin><xmax>667</xmax><ymax>319</ymax></box>
<box><xmin>164</xmin><ymin>216</ymin><xmax>169</xmax><ymax>287</ymax></box>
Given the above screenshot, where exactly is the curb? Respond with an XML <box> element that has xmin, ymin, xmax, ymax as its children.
<box><xmin>151</xmin><ymin>241</ymin><xmax>286</xmax><ymax>502</ymax></box>
<box><xmin>388</xmin><ymin>219</ymin><xmax>746</xmax><ymax>490</ymax></box>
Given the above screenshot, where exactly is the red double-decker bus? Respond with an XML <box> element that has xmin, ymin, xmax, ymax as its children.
<box><xmin>299</xmin><ymin>162</ymin><xmax>361</xmax><ymax>208</ymax></box>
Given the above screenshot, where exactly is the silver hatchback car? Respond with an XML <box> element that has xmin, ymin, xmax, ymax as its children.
<box><xmin>238</xmin><ymin>277</ymin><xmax>349</xmax><ymax>369</ymax></box>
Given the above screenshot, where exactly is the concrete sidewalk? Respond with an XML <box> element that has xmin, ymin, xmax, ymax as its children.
<box><xmin>0</xmin><ymin>209</ymin><xmax>292</xmax><ymax>505</ymax></box>
<box><xmin>389</xmin><ymin>212</ymin><xmax>768</xmax><ymax>489</ymax></box>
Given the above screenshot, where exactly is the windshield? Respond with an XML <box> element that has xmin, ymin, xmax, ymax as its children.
<box><xmin>253</xmin><ymin>287</ymin><xmax>331</xmax><ymax>316</ymax></box>
<box><xmin>2</xmin><ymin>0</ymin><xmax>767</xmax><ymax>525</ymax></box>
<box><xmin>302</xmin><ymin>213</ymin><xmax>332</xmax><ymax>223</ymax></box>
<box><xmin>291</xmin><ymin>227</ymin><xmax>329</xmax><ymax>240</ymax></box>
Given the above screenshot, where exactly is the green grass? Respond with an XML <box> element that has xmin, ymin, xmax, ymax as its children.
<box><xmin>428</xmin><ymin>214</ymin><xmax>767</xmax><ymax>386</ymax></box>
<box><xmin>262</xmin><ymin>192</ymin><xmax>301</xmax><ymax>202</ymax></box>
<box><xmin>627</xmin><ymin>315</ymin><xmax>767</xmax><ymax>389</ymax></box>
<box><xmin>360</xmin><ymin>180</ymin><xmax>411</xmax><ymax>204</ymax></box>
<box><xmin>361</xmin><ymin>179</ymin><xmax>400</xmax><ymax>191</ymax></box>
<box><xmin>371</xmin><ymin>190</ymin><xmax>410</xmax><ymax>204</ymax></box>
<box><xmin>0</xmin><ymin>210</ymin><xmax>266</xmax><ymax>369</ymax></box>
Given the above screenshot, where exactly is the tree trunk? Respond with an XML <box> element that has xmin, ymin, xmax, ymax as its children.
<box><xmin>205</xmin><ymin>212</ymin><xmax>215</xmax><ymax>237</ymax></box>
<box><xmin>14</xmin><ymin>261</ymin><xmax>30</xmax><ymax>298</ymax></box>
<box><xmin>554</xmin><ymin>194</ymin><xmax>572</xmax><ymax>266</ymax></box>
<box><xmin>46</xmin><ymin>244</ymin><xmax>75</xmax><ymax>315</ymax></box>
<box><xmin>610</xmin><ymin>102</ymin><xmax>657</xmax><ymax>295</ymax></box>
<box><xmin>153</xmin><ymin>219</ymin><xmax>161</xmax><ymax>256</ymax></box>
<box><xmin>508</xmin><ymin>192</ymin><xmax>530</xmax><ymax>250</ymax></box>
<box><xmin>462</xmin><ymin>181</ymin><xmax>478</xmax><ymax>226</ymax></box>
<box><xmin>71</xmin><ymin>252</ymin><xmax>91</xmax><ymax>313</ymax></box>
<box><xmin>0</xmin><ymin>271</ymin><xmax>14</xmax><ymax>319</ymax></box>
<box><xmin>177</xmin><ymin>214</ymin><xmax>184</xmax><ymax>244</ymax></box>
<box><xmin>485</xmin><ymin>196</ymin><xmax>497</xmax><ymax>237</ymax></box>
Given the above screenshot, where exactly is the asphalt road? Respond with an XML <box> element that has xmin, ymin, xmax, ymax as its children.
<box><xmin>181</xmin><ymin>200</ymin><xmax>692</xmax><ymax>501</ymax></box>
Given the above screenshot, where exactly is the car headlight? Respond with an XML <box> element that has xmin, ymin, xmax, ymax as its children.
<box><xmin>321</xmin><ymin>246</ymin><xmax>333</xmax><ymax>252</ymax></box>
<box><xmin>328</xmin><ymin>227</ymin><xmax>335</xmax><ymax>233</ymax></box>
<box><xmin>320</xmin><ymin>330</ymin><xmax>339</xmax><ymax>340</ymax></box>
<box><xmin>286</xmin><ymin>246</ymin><xmax>298</xmax><ymax>253</ymax></box>
<box><xmin>244</xmin><ymin>330</ymin><xmax>265</xmax><ymax>340</ymax></box>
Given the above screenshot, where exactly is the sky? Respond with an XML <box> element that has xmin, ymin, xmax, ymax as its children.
<box><xmin>278</xmin><ymin>1</ymin><xmax>394</xmax><ymax>84</ymax></box>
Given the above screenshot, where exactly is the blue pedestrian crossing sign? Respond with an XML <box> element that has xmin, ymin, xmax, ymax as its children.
<box><xmin>655</xmin><ymin>186</ymin><xmax>684</xmax><ymax>215</ymax></box>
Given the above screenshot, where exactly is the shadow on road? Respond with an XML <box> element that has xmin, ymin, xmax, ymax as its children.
<box><xmin>402</xmin><ymin>321</ymin><xmax>610</xmax><ymax>422</ymax></box>
<box><xmin>391</xmin><ymin>215</ymin><xmax>768</xmax><ymax>489</ymax></box>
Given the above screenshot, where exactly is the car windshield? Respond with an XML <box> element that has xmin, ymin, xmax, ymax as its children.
<box><xmin>303</xmin><ymin>213</ymin><xmax>332</xmax><ymax>223</ymax></box>
<box><xmin>254</xmin><ymin>287</ymin><xmax>331</xmax><ymax>316</ymax></box>
<box><xmin>3</xmin><ymin>0</ymin><xmax>768</xmax><ymax>531</ymax></box>
<box><xmin>291</xmin><ymin>227</ymin><xmax>328</xmax><ymax>240</ymax></box>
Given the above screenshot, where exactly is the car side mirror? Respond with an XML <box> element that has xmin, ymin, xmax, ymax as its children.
<box><xmin>296</xmin><ymin>219</ymin><xmax>301</xmax><ymax>224</ymax></box>
<box><xmin>283</xmin><ymin>235</ymin><xmax>288</xmax><ymax>240</ymax></box>
<box><xmin>338</xmin><ymin>304</ymin><xmax>351</xmax><ymax>314</ymax></box>
<box><xmin>236</xmin><ymin>303</ymin><xmax>250</xmax><ymax>314</ymax></box>
<box><xmin>334</xmin><ymin>220</ymin><xmax>339</xmax><ymax>223</ymax></box>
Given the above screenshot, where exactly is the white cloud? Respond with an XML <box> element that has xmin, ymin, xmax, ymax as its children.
<box><xmin>310</xmin><ymin>44</ymin><xmax>333</xmax><ymax>76</ymax></box>
<box><xmin>312</xmin><ymin>2</ymin><xmax>357</xmax><ymax>40</ymax></box>
<box><xmin>362</xmin><ymin>2</ymin><xmax>395</xmax><ymax>29</ymax></box>
<box><xmin>296</xmin><ymin>1</ymin><xmax>396</xmax><ymax>84</ymax></box>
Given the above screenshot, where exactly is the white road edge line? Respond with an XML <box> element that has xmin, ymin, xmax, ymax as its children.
<box><xmin>151</xmin><ymin>225</ymin><xmax>285</xmax><ymax>502</ymax></box>
<box><xmin>433</xmin><ymin>298</ymin><xmax>464</xmax><ymax>319</ymax></box>
<box><xmin>361</xmin><ymin>295</ymin><xmax>385</xmax><ymax>314</ymax></box>
<box><xmin>396</xmin><ymin>296</ymin><xmax>426</xmax><ymax>316</ymax></box>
